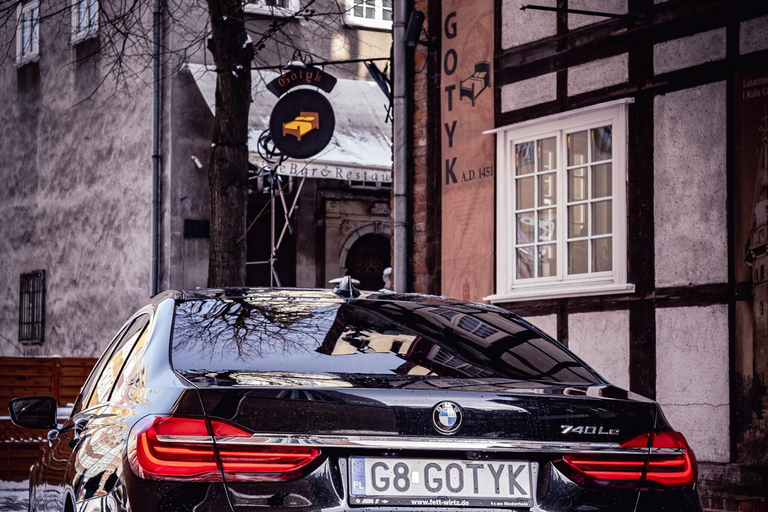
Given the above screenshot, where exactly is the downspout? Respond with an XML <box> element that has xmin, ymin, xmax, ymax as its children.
<box><xmin>150</xmin><ymin>0</ymin><xmax>162</xmax><ymax>297</ymax></box>
<box><xmin>393</xmin><ymin>0</ymin><xmax>413</xmax><ymax>292</ymax></box>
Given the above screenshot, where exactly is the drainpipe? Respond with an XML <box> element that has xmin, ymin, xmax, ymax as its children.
<box><xmin>150</xmin><ymin>0</ymin><xmax>162</xmax><ymax>297</ymax></box>
<box><xmin>392</xmin><ymin>0</ymin><xmax>413</xmax><ymax>292</ymax></box>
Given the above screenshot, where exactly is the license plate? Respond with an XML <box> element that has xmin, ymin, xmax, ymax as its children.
<box><xmin>349</xmin><ymin>457</ymin><xmax>533</xmax><ymax>508</ymax></box>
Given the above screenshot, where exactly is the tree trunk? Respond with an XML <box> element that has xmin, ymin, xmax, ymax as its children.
<box><xmin>206</xmin><ymin>0</ymin><xmax>253</xmax><ymax>287</ymax></box>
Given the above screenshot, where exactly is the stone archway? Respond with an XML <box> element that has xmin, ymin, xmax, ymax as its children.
<box><xmin>341</xmin><ymin>232</ymin><xmax>391</xmax><ymax>291</ymax></box>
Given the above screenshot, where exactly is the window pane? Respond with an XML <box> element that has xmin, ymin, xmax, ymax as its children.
<box><xmin>517</xmin><ymin>248</ymin><xmax>534</xmax><ymax>279</ymax></box>
<box><xmin>538</xmin><ymin>244</ymin><xmax>557</xmax><ymax>278</ymax></box>
<box><xmin>89</xmin><ymin>0</ymin><xmax>99</xmax><ymax>26</ymax></box>
<box><xmin>538</xmin><ymin>208</ymin><xmax>556</xmax><ymax>242</ymax></box>
<box><xmin>568</xmin><ymin>204</ymin><xmax>588</xmax><ymax>238</ymax></box>
<box><xmin>567</xmin><ymin>130</ymin><xmax>588</xmax><ymax>166</ymax></box>
<box><xmin>31</xmin><ymin>8</ymin><xmax>38</xmax><ymax>52</ymax></box>
<box><xmin>516</xmin><ymin>141</ymin><xmax>535</xmax><ymax>175</ymax></box>
<box><xmin>568</xmin><ymin>167</ymin><xmax>587</xmax><ymax>202</ymax></box>
<box><xmin>593</xmin><ymin>237</ymin><xmax>613</xmax><ymax>272</ymax></box>
<box><xmin>591</xmin><ymin>125</ymin><xmax>612</xmax><ymax>161</ymax></box>
<box><xmin>516</xmin><ymin>177</ymin><xmax>535</xmax><ymax>210</ymax></box>
<box><xmin>538</xmin><ymin>173</ymin><xmax>556</xmax><ymax>206</ymax></box>
<box><xmin>592</xmin><ymin>163</ymin><xmax>612</xmax><ymax>198</ymax></box>
<box><xmin>382</xmin><ymin>0</ymin><xmax>392</xmax><ymax>20</ymax></box>
<box><xmin>354</xmin><ymin>5</ymin><xmax>363</xmax><ymax>16</ymax></box>
<box><xmin>517</xmin><ymin>212</ymin><xmax>535</xmax><ymax>244</ymax></box>
<box><xmin>568</xmin><ymin>241</ymin><xmax>588</xmax><ymax>274</ymax></box>
<box><xmin>21</xmin><ymin>13</ymin><xmax>28</xmax><ymax>55</ymax></box>
<box><xmin>592</xmin><ymin>200</ymin><xmax>612</xmax><ymax>235</ymax></box>
<box><xmin>537</xmin><ymin>137</ymin><xmax>556</xmax><ymax>172</ymax></box>
<box><xmin>79</xmin><ymin>0</ymin><xmax>87</xmax><ymax>30</ymax></box>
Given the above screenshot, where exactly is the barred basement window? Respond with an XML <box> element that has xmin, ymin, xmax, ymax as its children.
<box><xmin>19</xmin><ymin>270</ymin><xmax>45</xmax><ymax>343</ymax></box>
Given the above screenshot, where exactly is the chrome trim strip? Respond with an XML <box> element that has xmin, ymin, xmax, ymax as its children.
<box><xmin>156</xmin><ymin>433</ymin><xmax>684</xmax><ymax>455</ymax></box>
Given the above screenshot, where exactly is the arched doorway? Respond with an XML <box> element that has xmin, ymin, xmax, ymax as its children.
<box><xmin>344</xmin><ymin>234</ymin><xmax>391</xmax><ymax>291</ymax></box>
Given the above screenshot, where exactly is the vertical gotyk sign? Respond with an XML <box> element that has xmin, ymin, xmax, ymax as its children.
<box><xmin>440</xmin><ymin>0</ymin><xmax>495</xmax><ymax>301</ymax></box>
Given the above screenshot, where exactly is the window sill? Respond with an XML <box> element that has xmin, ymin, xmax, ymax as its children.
<box><xmin>343</xmin><ymin>17</ymin><xmax>393</xmax><ymax>31</ymax></box>
<box><xmin>244</xmin><ymin>4</ymin><xmax>296</xmax><ymax>17</ymax></box>
<box><xmin>15</xmin><ymin>53</ymin><xmax>40</xmax><ymax>68</ymax></box>
<box><xmin>71</xmin><ymin>29</ymin><xmax>99</xmax><ymax>45</ymax></box>
<box><xmin>485</xmin><ymin>282</ymin><xmax>635</xmax><ymax>303</ymax></box>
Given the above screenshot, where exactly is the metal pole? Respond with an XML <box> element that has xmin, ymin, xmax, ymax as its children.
<box><xmin>150</xmin><ymin>0</ymin><xmax>162</xmax><ymax>297</ymax></box>
<box><xmin>392</xmin><ymin>0</ymin><xmax>413</xmax><ymax>292</ymax></box>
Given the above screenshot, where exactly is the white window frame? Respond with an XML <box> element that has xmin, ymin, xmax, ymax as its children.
<box><xmin>15</xmin><ymin>1</ymin><xmax>40</xmax><ymax>66</ymax></box>
<box><xmin>486</xmin><ymin>99</ymin><xmax>635</xmax><ymax>303</ymax></box>
<box><xmin>70</xmin><ymin>0</ymin><xmax>99</xmax><ymax>44</ymax></box>
<box><xmin>344</xmin><ymin>0</ymin><xmax>392</xmax><ymax>30</ymax></box>
<box><xmin>244</xmin><ymin>0</ymin><xmax>300</xmax><ymax>17</ymax></box>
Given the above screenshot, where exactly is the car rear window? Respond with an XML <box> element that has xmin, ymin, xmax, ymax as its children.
<box><xmin>170</xmin><ymin>296</ymin><xmax>600</xmax><ymax>385</ymax></box>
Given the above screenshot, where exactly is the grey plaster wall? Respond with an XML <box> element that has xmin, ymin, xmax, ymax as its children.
<box><xmin>569</xmin><ymin>310</ymin><xmax>630</xmax><ymax>389</ymax></box>
<box><xmin>567</xmin><ymin>53</ymin><xmax>628</xmax><ymax>96</ymax></box>
<box><xmin>502</xmin><ymin>0</ymin><xmax>556</xmax><ymax>50</ymax></box>
<box><xmin>653</xmin><ymin>82</ymin><xmax>727</xmax><ymax>288</ymax></box>
<box><xmin>0</xmin><ymin>11</ymin><xmax>153</xmax><ymax>357</ymax></box>
<box><xmin>164</xmin><ymin>63</ymin><xmax>215</xmax><ymax>291</ymax></box>
<box><xmin>568</xmin><ymin>0</ymin><xmax>627</xmax><ymax>30</ymax></box>
<box><xmin>740</xmin><ymin>14</ymin><xmax>768</xmax><ymax>55</ymax></box>
<box><xmin>654</xmin><ymin>28</ymin><xmax>726</xmax><ymax>75</ymax></box>
<box><xmin>524</xmin><ymin>314</ymin><xmax>557</xmax><ymax>339</ymax></box>
<box><xmin>501</xmin><ymin>73</ymin><xmax>557</xmax><ymax>112</ymax></box>
<box><xmin>656</xmin><ymin>305</ymin><xmax>730</xmax><ymax>462</ymax></box>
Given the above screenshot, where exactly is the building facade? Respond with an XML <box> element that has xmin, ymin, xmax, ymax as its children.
<box><xmin>1</xmin><ymin>0</ymin><xmax>393</xmax><ymax>358</ymax></box>
<box><xmin>407</xmin><ymin>0</ymin><xmax>768</xmax><ymax>508</ymax></box>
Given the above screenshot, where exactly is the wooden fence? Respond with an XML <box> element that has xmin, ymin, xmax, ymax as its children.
<box><xmin>0</xmin><ymin>357</ymin><xmax>96</xmax><ymax>481</ymax></box>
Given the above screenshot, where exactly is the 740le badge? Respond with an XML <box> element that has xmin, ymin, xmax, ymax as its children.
<box><xmin>561</xmin><ymin>425</ymin><xmax>620</xmax><ymax>436</ymax></box>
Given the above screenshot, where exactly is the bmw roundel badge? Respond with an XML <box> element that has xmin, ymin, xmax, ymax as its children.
<box><xmin>432</xmin><ymin>401</ymin><xmax>463</xmax><ymax>435</ymax></box>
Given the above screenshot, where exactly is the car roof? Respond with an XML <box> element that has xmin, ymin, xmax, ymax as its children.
<box><xmin>166</xmin><ymin>287</ymin><xmax>512</xmax><ymax>317</ymax></box>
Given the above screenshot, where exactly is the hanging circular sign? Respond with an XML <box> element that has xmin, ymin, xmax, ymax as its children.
<box><xmin>269</xmin><ymin>89</ymin><xmax>336</xmax><ymax>160</ymax></box>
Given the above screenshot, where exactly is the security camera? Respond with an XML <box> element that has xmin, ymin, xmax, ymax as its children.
<box><xmin>404</xmin><ymin>11</ymin><xmax>425</xmax><ymax>47</ymax></box>
<box><xmin>191</xmin><ymin>156</ymin><xmax>203</xmax><ymax>169</ymax></box>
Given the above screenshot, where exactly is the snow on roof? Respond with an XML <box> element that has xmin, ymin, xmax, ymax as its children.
<box><xmin>187</xmin><ymin>63</ymin><xmax>392</xmax><ymax>170</ymax></box>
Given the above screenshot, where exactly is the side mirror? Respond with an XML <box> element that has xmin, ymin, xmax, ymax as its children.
<box><xmin>8</xmin><ymin>396</ymin><xmax>58</xmax><ymax>430</ymax></box>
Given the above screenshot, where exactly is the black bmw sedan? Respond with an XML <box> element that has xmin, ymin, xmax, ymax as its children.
<box><xmin>10</xmin><ymin>286</ymin><xmax>702</xmax><ymax>512</ymax></box>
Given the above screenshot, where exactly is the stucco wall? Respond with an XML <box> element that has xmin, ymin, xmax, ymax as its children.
<box><xmin>0</xmin><ymin>12</ymin><xmax>153</xmax><ymax>356</ymax></box>
<box><xmin>568</xmin><ymin>0</ymin><xmax>627</xmax><ymax>30</ymax></box>
<box><xmin>567</xmin><ymin>53</ymin><xmax>628</xmax><ymax>96</ymax></box>
<box><xmin>501</xmin><ymin>73</ymin><xmax>557</xmax><ymax>112</ymax></box>
<box><xmin>569</xmin><ymin>310</ymin><xmax>630</xmax><ymax>389</ymax></box>
<box><xmin>656</xmin><ymin>305</ymin><xmax>730</xmax><ymax>462</ymax></box>
<box><xmin>502</xmin><ymin>0</ymin><xmax>556</xmax><ymax>49</ymax></box>
<box><xmin>653</xmin><ymin>82</ymin><xmax>728</xmax><ymax>288</ymax></box>
<box><xmin>653</xmin><ymin>28</ymin><xmax>726</xmax><ymax>75</ymax></box>
<box><xmin>524</xmin><ymin>314</ymin><xmax>557</xmax><ymax>339</ymax></box>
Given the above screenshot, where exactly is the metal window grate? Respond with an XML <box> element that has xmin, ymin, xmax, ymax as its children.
<box><xmin>19</xmin><ymin>270</ymin><xmax>45</xmax><ymax>344</ymax></box>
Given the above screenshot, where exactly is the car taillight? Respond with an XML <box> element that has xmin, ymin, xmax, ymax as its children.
<box><xmin>128</xmin><ymin>416</ymin><xmax>322</xmax><ymax>482</ymax></box>
<box><xmin>556</xmin><ymin>429</ymin><xmax>697</xmax><ymax>489</ymax></box>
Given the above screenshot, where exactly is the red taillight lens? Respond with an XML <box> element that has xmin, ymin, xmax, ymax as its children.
<box><xmin>128</xmin><ymin>416</ymin><xmax>322</xmax><ymax>482</ymax></box>
<box><xmin>644</xmin><ymin>431</ymin><xmax>697</xmax><ymax>486</ymax></box>
<box><xmin>557</xmin><ymin>429</ymin><xmax>697</xmax><ymax>489</ymax></box>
